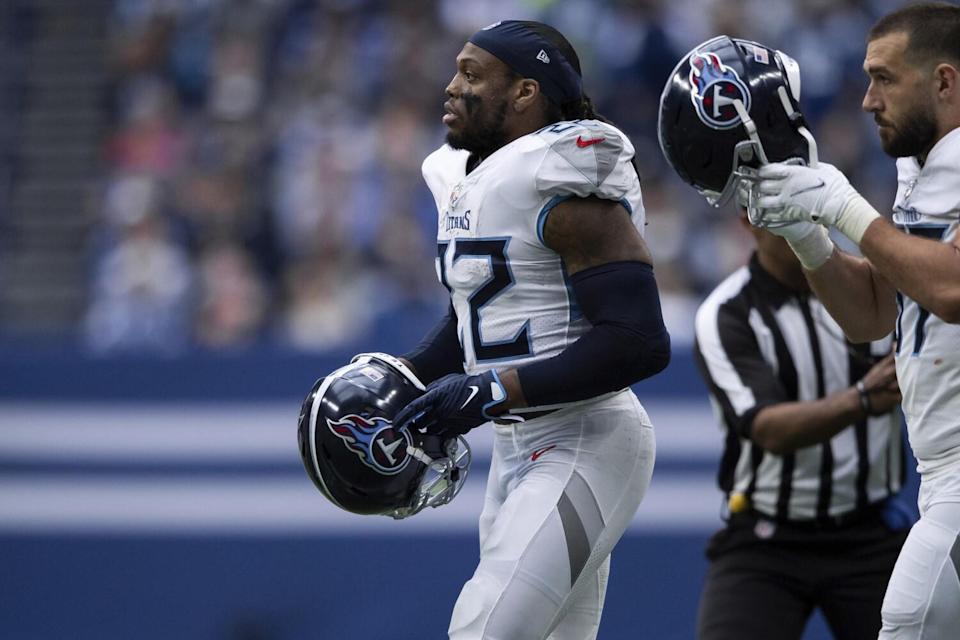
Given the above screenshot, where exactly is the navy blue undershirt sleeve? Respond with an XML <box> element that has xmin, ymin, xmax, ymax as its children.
<box><xmin>517</xmin><ymin>260</ymin><xmax>671</xmax><ymax>407</ymax></box>
<box><xmin>402</xmin><ymin>304</ymin><xmax>465</xmax><ymax>385</ymax></box>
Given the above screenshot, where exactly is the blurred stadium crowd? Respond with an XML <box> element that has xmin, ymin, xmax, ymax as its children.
<box><xmin>41</xmin><ymin>0</ymin><xmax>907</xmax><ymax>353</ymax></box>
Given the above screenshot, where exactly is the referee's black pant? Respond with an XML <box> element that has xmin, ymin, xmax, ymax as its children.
<box><xmin>697</xmin><ymin>508</ymin><xmax>908</xmax><ymax>640</ymax></box>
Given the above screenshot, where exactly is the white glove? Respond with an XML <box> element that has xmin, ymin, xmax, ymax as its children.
<box><xmin>753</xmin><ymin>162</ymin><xmax>881</xmax><ymax>245</ymax></box>
<box><xmin>737</xmin><ymin>167</ymin><xmax>834</xmax><ymax>270</ymax></box>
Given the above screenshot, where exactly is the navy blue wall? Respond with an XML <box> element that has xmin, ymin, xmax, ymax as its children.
<box><xmin>2</xmin><ymin>534</ymin><xmax>711</xmax><ymax>640</ymax></box>
<box><xmin>0</xmin><ymin>345</ymin><xmax>890</xmax><ymax>639</ymax></box>
<box><xmin>0</xmin><ymin>344</ymin><xmax>707</xmax><ymax>401</ymax></box>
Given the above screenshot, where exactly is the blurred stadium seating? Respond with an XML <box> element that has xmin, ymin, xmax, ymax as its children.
<box><xmin>0</xmin><ymin>0</ymin><xmax>913</xmax><ymax>638</ymax></box>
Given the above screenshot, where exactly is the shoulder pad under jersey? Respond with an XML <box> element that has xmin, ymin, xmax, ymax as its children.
<box><xmin>533</xmin><ymin>120</ymin><xmax>638</xmax><ymax>201</ymax></box>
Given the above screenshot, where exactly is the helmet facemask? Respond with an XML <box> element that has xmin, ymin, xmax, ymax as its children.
<box><xmin>388</xmin><ymin>434</ymin><xmax>471</xmax><ymax>519</ymax></box>
<box><xmin>716</xmin><ymin>53</ymin><xmax>819</xmax><ymax>210</ymax></box>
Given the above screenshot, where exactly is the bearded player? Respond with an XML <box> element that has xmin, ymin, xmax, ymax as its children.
<box><xmin>747</xmin><ymin>4</ymin><xmax>960</xmax><ymax>638</ymax></box>
<box><xmin>390</xmin><ymin>20</ymin><xmax>670</xmax><ymax>640</ymax></box>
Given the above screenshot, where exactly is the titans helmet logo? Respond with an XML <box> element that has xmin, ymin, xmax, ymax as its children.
<box><xmin>326</xmin><ymin>414</ymin><xmax>412</xmax><ymax>475</ymax></box>
<box><xmin>689</xmin><ymin>52</ymin><xmax>751</xmax><ymax>130</ymax></box>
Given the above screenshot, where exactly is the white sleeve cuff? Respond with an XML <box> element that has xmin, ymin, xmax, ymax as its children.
<box><xmin>836</xmin><ymin>194</ymin><xmax>882</xmax><ymax>245</ymax></box>
<box><xmin>787</xmin><ymin>225</ymin><xmax>834</xmax><ymax>271</ymax></box>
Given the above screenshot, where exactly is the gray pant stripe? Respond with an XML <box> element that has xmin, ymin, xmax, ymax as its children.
<box><xmin>564</xmin><ymin>470</ymin><xmax>605</xmax><ymax>545</ymax></box>
<box><xmin>557</xmin><ymin>491</ymin><xmax>590</xmax><ymax>587</ymax></box>
<box><xmin>558</xmin><ymin>471</ymin><xmax>607</xmax><ymax>587</ymax></box>
<box><xmin>950</xmin><ymin>533</ymin><xmax>960</xmax><ymax>583</ymax></box>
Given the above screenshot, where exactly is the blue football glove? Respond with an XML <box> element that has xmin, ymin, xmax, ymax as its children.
<box><xmin>393</xmin><ymin>370</ymin><xmax>520</xmax><ymax>438</ymax></box>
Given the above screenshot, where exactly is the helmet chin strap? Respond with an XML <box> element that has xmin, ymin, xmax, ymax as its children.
<box><xmin>735</xmin><ymin>89</ymin><xmax>821</xmax><ymax>229</ymax></box>
<box><xmin>701</xmin><ymin>98</ymin><xmax>768</xmax><ymax>207</ymax></box>
<box><xmin>405</xmin><ymin>444</ymin><xmax>435</xmax><ymax>466</ymax></box>
<box><xmin>733</xmin><ymin>98</ymin><xmax>769</xmax><ymax>164</ymax></box>
<box><xmin>731</xmin><ymin>97</ymin><xmax>770</xmax><ymax>225</ymax></box>
<box><xmin>731</xmin><ymin>90</ymin><xmax>819</xmax><ymax>170</ymax></box>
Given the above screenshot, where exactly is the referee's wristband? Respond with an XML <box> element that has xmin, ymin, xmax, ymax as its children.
<box><xmin>855</xmin><ymin>380</ymin><xmax>872</xmax><ymax>414</ymax></box>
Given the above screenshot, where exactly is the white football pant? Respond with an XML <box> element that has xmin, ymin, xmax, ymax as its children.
<box><xmin>448</xmin><ymin>390</ymin><xmax>656</xmax><ymax>640</ymax></box>
<box><xmin>879</xmin><ymin>462</ymin><xmax>960</xmax><ymax>639</ymax></box>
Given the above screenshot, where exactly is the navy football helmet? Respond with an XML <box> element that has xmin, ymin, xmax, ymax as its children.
<box><xmin>297</xmin><ymin>352</ymin><xmax>470</xmax><ymax>519</ymax></box>
<box><xmin>658</xmin><ymin>35</ymin><xmax>818</xmax><ymax>207</ymax></box>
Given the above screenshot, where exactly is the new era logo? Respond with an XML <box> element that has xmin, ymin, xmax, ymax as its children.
<box><xmin>536</xmin><ymin>49</ymin><xmax>550</xmax><ymax>64</ymax></box>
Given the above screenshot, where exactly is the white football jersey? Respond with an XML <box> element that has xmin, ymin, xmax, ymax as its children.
<box><xmin>891</xmin><ymin>126</ymin><xmax>960</xmax><ymax>470</ymax></box>
<box><xmin>421</xmin><ymin>120</ymin><xmax>645</xmax><ymax>401</ymax></box>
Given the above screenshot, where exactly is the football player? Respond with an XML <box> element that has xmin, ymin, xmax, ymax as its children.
<box><xmin>391</xmin><ymin>20</ymin><xmax>671</xmax><ymax>640</ymax></box>
<box><xmin>660</xmin><ymin>35</ymin><xmax>911</xmax><ymax>640</ymax></box>
<box><xmin>745</xmin><ymin>3</ymin><xmax>960</xmax><ymax>638</ymax></box>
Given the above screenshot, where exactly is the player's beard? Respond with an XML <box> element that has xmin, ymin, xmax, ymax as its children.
<box><xmin>446</xmin><ymin>92</ymin><xmax>509</xmax><ymax>160</ymax></box>
<box><xmin>880</xmin><ymin>96</ymin><xmax>937</xmax><ymax>159</ymax></box>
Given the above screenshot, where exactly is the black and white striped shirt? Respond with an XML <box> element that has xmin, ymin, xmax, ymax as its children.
<box><xmin>694</xmin><ymin>254</ymin><xmax>904</xmax><ymax>522</ymax></box>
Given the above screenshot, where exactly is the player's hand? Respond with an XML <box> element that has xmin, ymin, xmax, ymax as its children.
<box><xmin>858</xmin><ymin>353</ymin><xmax>901</xmax><ymax>416</ymax></box>
<box><xmin>751</xmin><ymin>162</ymin><xmax>880</xmax><ymax>244</ymax></box>
<box><xmin>738</xmin><ymin>167</ymin><xmax>823</xmax><ymax>242</ymax></box>
<box><xmin>393</xmin><ymin>370</ymin><xmax>519</xmax><ymax>438</ymax></box>
<box><xmin>737</xmin><ymin>167</ymin><xmax>834</xmax><ymax>269</ymax></box>
<box><xmin>752</xmin><ymin>162</ymin><xmax>850</xmax><ymax>225</ymax></box>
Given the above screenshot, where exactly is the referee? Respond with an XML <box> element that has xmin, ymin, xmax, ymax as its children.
<box><xmin>693</xmin><ymin>217</ymin><xmax>913</xmax><ymax>640</ymax></box>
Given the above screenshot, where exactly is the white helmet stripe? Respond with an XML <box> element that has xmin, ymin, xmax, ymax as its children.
<box><xmin>307</xmin><ymin>362</ymin><xmax>356</xmax><ymax>511</ymax></box>
<box><xmin>350</xmin><ymin>352</ymin><xmax>426</xmax><ymax>391</ymax></box>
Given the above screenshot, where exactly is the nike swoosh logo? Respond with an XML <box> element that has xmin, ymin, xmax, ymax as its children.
<box><xmin>530</xmin><ymin>445</ymin><xmax>556</xmax><ymax>461</ymax></box>
<box><xmin>789</xmin><ymin>179</ymin><xmax>825</xmax><ymax>197</ymax></box>
<box><xmin>460</xmin><ymin>385</ymin><xmax>479</xmax><ymax>410</ymax></box>
<box><xmin>576</xmin><ymin>136</ymin><xmax>605</xmax><ymax>148</ymax></box>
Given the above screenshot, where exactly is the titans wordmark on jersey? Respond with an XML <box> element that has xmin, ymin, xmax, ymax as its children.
<box><xmin>421</xmin><ymin>120</ymin><xmax>644</xmax><ymax>400</ymax></box>
<box><xmin>891</xmin><ymin>127</ymin><xmax>960</xmax><ymax>470</ymax></box>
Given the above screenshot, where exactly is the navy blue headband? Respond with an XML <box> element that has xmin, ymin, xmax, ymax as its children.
<box><xmin>468</xmin><ymin>20</ymin><xmax>583</xmax><ymax>106</ymax></box>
